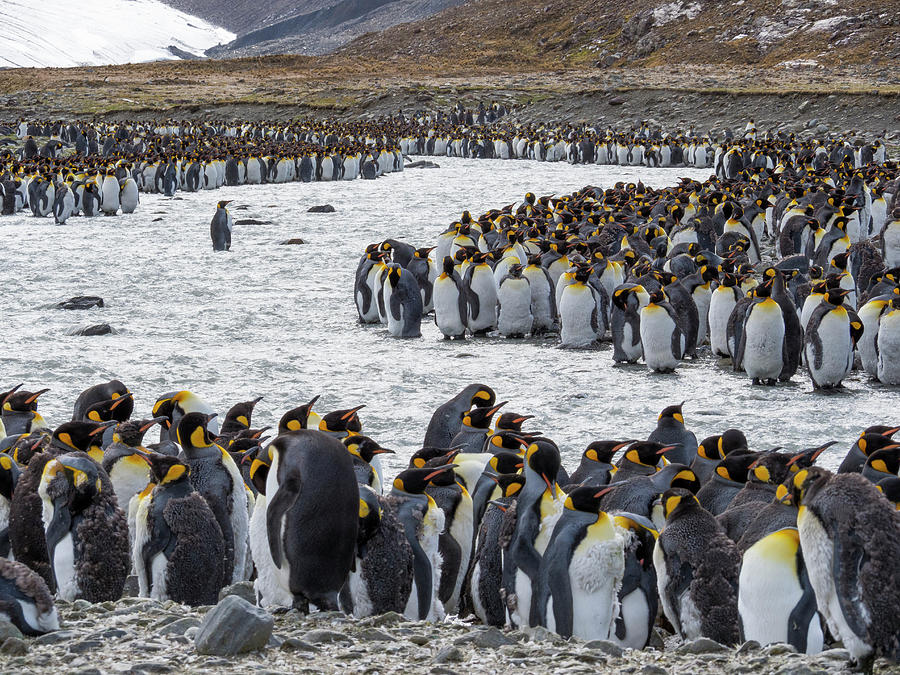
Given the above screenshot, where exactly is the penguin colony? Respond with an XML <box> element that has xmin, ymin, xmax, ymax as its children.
<box><xmin>358</xmin><ymin>128</ymin><xmax>900</xmax><ymax>388</ymax></box>
<box><xmin>0</xmin><ymin>119</ymin><xmax>405</xmax><ymax>223</ymax></box>
<box><xmin>1</xmin><ymin>381</ymin><xmax>898</xmax><ymax>668</ymax></box>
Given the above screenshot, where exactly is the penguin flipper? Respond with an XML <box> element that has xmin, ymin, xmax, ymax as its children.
<box><xmin>467</xmin><ymin>286</ymin><xmax>481</xmax><ymax>322</ymax></box>
<box><xmin>455</xmin><ymin>279</ymin><xmax>468</xmax><ymax>328</ymax></box>
<box><xmin>266</xmin><ymin>476</ymin><xmax>301</xmax><ymax>568</ymax></box>
<box><xmin>44</xmin><ymin>497</ymin><xmax>72</xmax><ymax>555</ymax></box>
<box><xmin>660</xmin><ymin>541</ymin><xmax>692</xmax><ymax>634</ymax></box>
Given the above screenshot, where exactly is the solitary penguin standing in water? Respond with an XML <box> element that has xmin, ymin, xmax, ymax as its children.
<box><xmin>210</xmin><ymin>200</ymin><xmax>233</xmax><ymax>251</ymax></box>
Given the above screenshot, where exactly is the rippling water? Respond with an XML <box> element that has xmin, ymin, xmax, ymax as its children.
<box><xmin>2</xmin><ymin>158</ymin><xmax>896</xmax><ymax>475</ymax></box>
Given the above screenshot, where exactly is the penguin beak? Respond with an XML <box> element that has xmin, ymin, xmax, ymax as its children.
<box><xmin>487</xmin><ymin>500</ymin><xmax>508</xmax><ymax>513</ymax></box>
<box><xmin>656</xmin><ymin>445</ymin><xmax>678</xmax><ymax>456</ymax></box>
<box><xmin>205</xmin><ymin>413</ymin><xmax>218</xmax><ymax>425</ymax></box>
<box><xmin>593</xmin><ymin>486</ymin><xmax>614</xmax><ymax>499</ymax></box>
<box><xmin>613</xmin><ymin>440</ymin><xmax>636</xmax><ymax>452</ymax></box>
<box><xmin>109</xmin><ymin>392</ymin><xmax>134</xmax><ymax>410</ymax></box>
<box><xmin>25</xmin><ymin>388</ymin><xmax>50</xmax><ymax>405</ymax></box>
<box><xmin>250</xmin><ymin>427</ymin><xmax>270</xmax><ymax>439</ymax></box>
<box><xmin>251</xmin><ymin>396</ymin><xmax>264</xmax><ymax>406</ymax></box>
<box><xmin>486</xmin><ymin>401</ymin><xmax>508</xmax><ymax>416</ymax></box>
<box><xmin>341</xmin><ymin>405</ymin><xmax>366</xmax><ymax>420</ymax></box>
<box><xmin>89</xmin><ymin>420</ymin><xmax>118</xmax><ymax>436</ymax></box>
<box><xmin>883</xmin><ymin>427</ymin><xmax>900</xmax><ymax>438</ymax></box>
<box><xmin>370</xmin><ymin>447</ymin><xmax>395</xmax><ymax>456</ymax></box>
<box><xmin>424</xmin><ymin>465</ymin><xmax>455</xmax><ymax>481</ymax></box>
<box><xmin>513</xmin><ymin>415</ymin><xmax>535</xmax><ymax>424</ymax></box>
<box><xmin>1</xmin><ymin>383</ymin><xmax>22</xmax><ymax>404</ymax></box>
<box><xmin>541</xmin><ymin>473</ymin><xmax>556</xmax><ymax>498</ymax></box>
<box><xmin>140</xmin><ymin>417</ymin><xmax>167</xmax><ymax>433</ymax></box>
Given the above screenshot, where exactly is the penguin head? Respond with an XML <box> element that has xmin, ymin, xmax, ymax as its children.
<box><xmin>357</xmin><ymin>487</ymin><xmax>382</xmax><ymax>549</ymax></box>
<box><xmin>0</xmin><ymin>454</ymin><xmax>21</xmax><ymax>501</ymax></box>
<box><xmin>657</xmin><ymin>402</ymin><xmax>686</xmax><ymax>426</ymax></box>
<box><xmin>344</xmin><ymin>435</ymin><xmax>394</xmax><ymax>464</ymax></box>
<box><xmin>84</xmin><ymin>391</ymin><xmax>134</xmax><ymax>424</ymax></box>
<box><xmin>653</xmin><ymin>464</ymin><xmax>700</xmax><ymax>493</ymax></box>
<box><xmin>696</xmin><ymin>435</ymin><xmax>724</xmax><ymax>461</ymax></box>
<box><xmin>52</xmin><ymin>420</ymin><xmax>115</xmax><ymax>457</ymax></box>
<box><xmin>830</xmin><ymin>252</ymin><xmax>849</xmax><ymax>271</ymax></box>
<box><xmin>488</xmin><ymin>451</ymin><xmax>525</xmax><ymax>475</ymax></box>
<box><xmin>48</xmin><ymin>454</ymin><xmax>104</xmax><ymax>509</ymax></box>
<box><xmin>624</xmin><ymin>441</ymin><xmax>675</xmax><ymax>467</ymax></box>
<box><xmin>583</xmin><ymin>440</ymin><xmax>632</xmax><ymax>465</ymax></box>
<box><xmin>440</xmin><ymin>256</ymin><xmax>456</xmax><ymax>277</ymax></box>
<box><xmin>855</xmin><ymin>430</ymin><xmax>900</xmax><ymax>460</ymax></box>
<box><xmin>319</xmin><ymin>405</ymin><xmax>364</xmax><ymax>435</ymax></box>
<box><xmin>788</xmin><ymin>466</ymin><xmax>832</xmax><ymax>507</ymax></box>
<box><xmin>659</xmin><ymin>487</ymin><xmax>702</xmax><ymax>521</ymax></box>
<box><xmin>176</xmin><ymin>412</ymin><xmax>218</xmax><ymax>450</ymax></box>
<box><xmin>2</xmin><ymin>385</ymin><xmax>48</xmax><ymax>413</ymax></box>
<box><xmin>112</xmin><ymin>417</ymin><xmax>165</xmax><ymax>448</ymax></box>
<box><xmin>714</xmin><ymin>451</ymin><xmax>759</xmax><ymax>483</ymax></box>
<box><xmin>216</xmin><ymin>200</ymin><xmax>232</xmax><ymax>210</ymax></box>
<box><xmin>864</xmin><ymin>447</ymin><xmax>900</xmax><ymax>479</ymax></box>
<box><xmin>875</xmin><ymin>476</ymin><xmax>900</xmax><ymax>510</ymax></box>
<box><xmin>278</xmin><ymin>395</ymin><xmax>320</xmax><ymax>433</ymax></box>
<box><xmin>487</xmin><ymin>430</ymin><xmax>528</xmax><ymax>453</ymax></box>
<box><xmin>146</xmin><ymin>453</ymin><xmax>189</xmax><ymax>486</ymax></box>
<box><xmin>786</xmin><ymin>440</ymin><xmax>837</xmax><ymax>472</ymax></box>
<box><xmin>409</xmin><ymin>446</ymin><xmax>459</xmax><ymax>468</ymax></box>
<box><xmin>392</xmin><ymin>465</ymin><xmax>455</xmax><ymax>495</ymax></box>
<box><xmin>461</xmin><ymin>401</ymin><xmax>506</xmax><ymax>430</ymax></box>
<box><xmin>564</xmin><ymin>485</ymin><xmax>612</xmax><ymax>513</ymax></box>
<box><xmin>493</xmin><ymin>474</ymin><xmax>526</xmax><ymax>503</ymax></box>
<box><xmin>414</xmin><ymin>247</ymin><xmax>435</xmax><ymax>260</ymax></box>
<box><xmin>524</xmin><ymin>438</ymin><xmax>561</xmax><ymax>495</ymax></box>
<box><xmin>247</xmin><ymin>450</ymin><xmax>270</xmax><ymax>496</ymax></box>
<box><xmin>223</xmin><ymin>396</ymin><xmax>263</xmax><ymax>431</ymax></box>
<box><xmin>494</xmin><ymin>412</ymin><xmax>533</xmax><ymax>432</ymax></box>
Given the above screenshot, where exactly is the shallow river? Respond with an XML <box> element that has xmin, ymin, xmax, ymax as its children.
<box><xmin>2</xmin><ymin>157</ymin><xmax>897</xmax><ymax>475</ymax></box>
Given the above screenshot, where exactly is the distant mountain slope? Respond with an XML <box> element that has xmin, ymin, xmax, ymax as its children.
<box><xmin>0</xmin><ymin>0</ymin><xmax>234</xmax><ymax>68</ymax></box>
<box><xmin>333</xmin><ymin>0</ymin><xmax>900</xmax><ymax>70</ymax></box>
<box><xmin>162</xmin><ymin>0</ymin><xmax>464</xmax><ymax>57</ymax></box>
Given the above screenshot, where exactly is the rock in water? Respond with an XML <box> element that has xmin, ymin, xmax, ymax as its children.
<box><xmin>404</xmin><ymin>161</ymin><xmax>440</xmax><ymax>169</ymax></box>
<box><xmin>280</xmin><ymin>238</ymin><xmax>306</xmax><ymax>245</ymax></box>
<box><xmin>194</xmin><ymin>596</ymin><xmax>273</xmax><ymax>656</ymax></box>
<box><xmin>70</xmin><ymin>324</ymin><xmax>116</xmax><ymax>336</ymax></box>
<box><xmin>307</xmin><ymin>204</ymin><xmax>335</xmax><ymax>213</ymax></box>
<box><xmin>55</xmin><ymin>296</ymin><xmax>104</xmax><ymax>310</ymax></box>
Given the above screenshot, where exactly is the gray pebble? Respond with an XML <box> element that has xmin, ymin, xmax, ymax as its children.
<box><xmin>194</xmin><ymin>595</ymin><xmax>274</xmax><ymax>656</ymax></box>
<box><xmin>0</xmin><ymin>637</ymin><xmax>28</xmax><ymax>655</ymax></box>
<box><xmin>675</xmin><ymin>637</ymin><xmax>729</xmax><ymax>654</ymax></box>
<box><xmin>453</xmin><ymin>626</ymin><xmax>514</xmax><ymax>648</ymax></box>
<box><xmin>157</xmin><ymin>617</ymin><xmax>201</xmax><ymax>636</ymax></box>
<box><xmin>35</xmin><ymin>630</ymin><xmax>79</xmax><ymax>644</ymax></box>
<box><xmin>583</xmin><ymin>639</ymin><xmax>624</xmax><ymax>657</ymax></box>
<box><xmin>764</xmin><ymin>643</ymin><xmax>799</xmax><ymax>656</ymax></box>
<box><xmin>433</xmin><ymin>646</ymin><xmax>465</xmax><ymax>664</ymax></box>
<box><xmin>0</xmin><ymin>620</ymin><xmax>24</xmax><ymax>642</ymax></box>
<box><xmin>356</xmin><ymin>628</ymin><xmax>396</xmax><ymax>642</ymax></box>
<box><xmin>218</xmin><ymin>581</ymin><xmax>256</xmax><ymax>605</ymax></box>
<box><xmin>280</xmin><ymin>638</ymin><xmax>319</xmax><ymax>652</ymax></box>
<box><xmin>303</xmin><ymin>629</ymin><xmax>354</xmax><ymax>644</ymax></box>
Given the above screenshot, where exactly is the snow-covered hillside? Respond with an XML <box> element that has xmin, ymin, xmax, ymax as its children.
<box><xmin>0</xmin><ymin>0</ymin><xmax>235</xmax><ymax>68</ymax></box>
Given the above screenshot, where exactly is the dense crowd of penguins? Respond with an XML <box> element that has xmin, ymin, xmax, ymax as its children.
<box><xmin>357</xmin><ymin>127</ymin><xmax>900</xmax><ymax>388</ymax></box>
<box><xmin>0</xmin><ymin>381</ymin><xmax>898</xmax><ymax>667</ymax></box>
<box><xmin>0</xmin><ymin>118</ymin><xmax>405</xmax><ymax>223</ymax></box>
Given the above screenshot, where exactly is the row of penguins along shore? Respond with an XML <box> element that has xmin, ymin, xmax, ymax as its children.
<box><xmin>0</xmin><ymin>382</ymin><xmax>898</xmax><ymax>667</ymax></box>
<box><xmin>0</xmin><ymin>119</ymin><xmax>405</xmax><ymax>222</ymax></box>
<box><xmin>356</xmin><ymin>136</ymin><xmax>900</xmax><ymax>388</ymax></box>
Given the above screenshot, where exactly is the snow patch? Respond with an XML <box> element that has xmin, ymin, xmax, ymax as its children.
<box><xmin>0</xmin><ymin>0</ymin><xmax>235</xmax><ymax>68</ymax></box>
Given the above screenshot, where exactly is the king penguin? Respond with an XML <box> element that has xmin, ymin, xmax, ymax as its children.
<box><xmin>648</xmin><ymin>403</ymin><xmax>698</xmax><ymax>466</ymax></box>
<box><xmin>265</xmin><ymin>430</ymin><xmax>359</xmax><ymax>612</ymax></box>
<box><xmin>382</xmin><ymin>264</ymin><xmax>423</xmax><ymax>338</ymax></box>
<box><xmin>210</xmin><ymin>200</ymin><xmax>233</xmax><ymax>251</ymax></box>
<box><xmin>433</xmin><ymin>256</ymin><xmax>468</xmax><ymax>339</ymax></box>
<box><xmin>423</xmin><ymin>384</ymin><xmax>495</xmax><ymax>449</ymax></box>
<box><xmin>0</xmin><ymin>557</ymin><xmax>59</xmax><ymax>635</ymax></box>
<box><xmin>791</xmin><ymin>467</ymin><xmax>900</xmax><ymax>665</ymax></box>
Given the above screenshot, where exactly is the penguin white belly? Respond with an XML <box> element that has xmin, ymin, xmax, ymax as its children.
<box><xmin>422</xmin><ymin>506</ymin><xmax>446</xmax><ymax>621</ymax></box>
<box><xmin>347</xmin><ymin>564</ymin><xmax>374</xmax><ymax>618</ymax></box>
<box><xmin>452</xmin><ymin>455</ymin><xmax>492</xmax><ymax>493</ymax></box>
<box><xmin>614</xmin><ymin>588</ymin><xmax>650</xmax><ymax>650</ymax></box>
<box><xmin>798</xmin><ymin>508</ymin><xmax>870</xmax><ymax>661</ymax></box>
<box><xmin>100</xmin><ymin>177</ymin><xmax>119</xmax><ymax>214</ymax></box>
<box><xmin>433</xmin><ymin>278</ymin><xmax>466</xmax><ymax>338</ymax></box>
<box><xmin>120</xmin><ymin>180</ymin><xmax>139</xmax><ymax>213</ymax></box>
<box><xmin>498</xmin><ymin>283</ymin><xmax>533</xmax><ymax>337</ymax></box>
<box><xmin>743</xmin><ymin>305</ymin><xmax>785</xmax><ymax>381</ymax></box>
<box><xmin>876</xmin><ymin>311</ymin><xmax>900</xmax><ymax>385</ymax></box>
<box><xmin>224</xmin><ymin>456</ymin><xmax>251</xmax><ymax>582</ymax></box>
<box><xmin>739</xmin><ymin>529</ymin><xmax>808</xmax><ymax>650</ymax></box>
<box><xmin>53</xmin><ymin>533</ymin><xmax>78</xmax><ymax>601</ymax></box>
<box><xmin>149</xmin><ymin>553</ymin><xmax>168</xmax><ymax>601</ymax></box>
<box><xmin>693</xmin><ymin>288</ymin><xmax>711</xmax><ymax>344</ymax></box>
<box><xmin>446</xmin><ymin>495</ymin><xmax>474</xmax><ymax>614</ymax></box>
<box><xmin>510</xmin><ymin>568</ymin><xmax>533</xmax><ymax>628</ymax></box>
<box><xmin>466</xmin><ymin>271</ymin><xmax>497</xmax><ymax>333</ymax></box>
<box><xmin>678</xmin><ymin>591</ymin><xmax>703</xmax><ymax>640</ymax></box>
<box><xmin>132</xmin><ymin>492</ymin><xmax>151</xmax><ymax>593</ymax></box>
<box><xmin>249</xmin><ymin>494</ymin><xmax>293</xmax><ymax>609</ymax></box>
<box><xmin>619</xmin><ymin>321</ymin><xmax>643</xmax><ymax>362</ymax></box>
<box><xmin>709</xmin><ymin>291</ymin><xmax>738</xmax><ymax>357</ymax></box>
<box><xmin>568</xmin><ymin>537</ymin><xmax>625</xmax><ymax>641</ymax></box>
<box><xmin>15</xmin><ymin>598</ymin><xmax>59</xmax><ymax>633</ymax></box>
<box><xmin>560</xmin><ymin>285</ymin><xmax>599</xmax><ymax>348</ymax></box>
<box><xmin>800</xmin><ymin>296</ymin><xmax>823</xmax><ymax>331</ymax></box>
<box><xmin>882</xmin><ymin>225</ymin><xmax>900</xmax><ymax>268</ymax></box>
<box><xmin>653</xmin><ymin>541</ymin><xmax>680</xmax><ymax>635</ymax></box>
<box><xmin>857</xmin><ymin>301</ymin><xmax>884</xmax><ymax>377</ymax></box>
<box><xmin>470</xmin><ymin>563</ymin><xmax>488</xmax><ymax>624</ymax></box>
<box><xmin>640</xmin><ymin>306</ymin><xmax>680</xmax><ymax>372</ymax></box>
<box><xmin>806</xmin><ymin>312</ymin><xmax>852</xmax><ymax>388</ymax></box>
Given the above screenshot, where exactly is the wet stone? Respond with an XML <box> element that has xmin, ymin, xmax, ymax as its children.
<box><xmin>35</xmin><ymin>630</ymin><xmax>79</xmax><ymax>644</ymax></box>
<box><xmin>0</xmin><ymin>621</ymin><xmax>23</xmax><ymax>642</ymax></box>
<box><xmin>307</xmin><ymin>204</ymin><xmax>335</xmax><ymax>213</ymax></box>
<box><xmin>55</xmin><ymin>295</ymin><xmax>104</xmax><ymax>310</ymax></box>
<box><xmin>280</xmin><ymin>638</ymin><xmax>318</xmax><ymax>652</ymax></box>
<box><xmin>676</xmin><ymin>637</ymin><xmax>729</xmax><ymax>654</ymax></box>
<box><xmin>303</xmin><ymin>629</ymin><xmax>353</xmax><ymax>644</ymax></box>
<box><xmin>0</xmin><ymin>637</ymin><xmax>28</xmax><ymax>655</ymax></box>
<box><xmin>433</xmin><ymin>646</ymin><xmax>465</xmax><ymax>664</ymax></box>
<box><xmin>194</xmin><ymin>595</ymin><xmax>273</xmax><ymax>656</ymax></box>
<box><xmin>453</xmin><ymin>626</ymin><xmax>514</xmax><ymax>648</ymax></box>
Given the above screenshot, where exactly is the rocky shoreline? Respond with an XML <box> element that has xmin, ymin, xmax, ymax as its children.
<box><xmin>0</xmin><ymin>581</ymin><xmax>891</xmax><ymax>674</ymax></box>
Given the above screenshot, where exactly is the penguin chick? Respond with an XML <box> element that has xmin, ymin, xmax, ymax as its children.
<box><xmin>653</xmin><ymin>488</ymin><xmax>742</xmax><ymax>645</ymax></box>
<box><xmin>0</xmin><ymin>556</ymin><xmax>59</xmax><ymax>635</ymax></box>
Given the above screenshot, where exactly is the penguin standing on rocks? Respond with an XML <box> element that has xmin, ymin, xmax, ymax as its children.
<box><xmin>648</xmin><ymin>403</ymin><xmax>698</xmax><ymax>466</ymax></box>
<box><xmin>265</xmin><ymin>430</ymin><xmax>359</xmax><ymax>612</ymax></box>
<box><xmin>423</xmin><ymin>384</ymin><xmax>496</xmax><ymax>450</ymax></box>
<box><xmin>0</xmin><ymin>557</ymin><xmax>59</xmax><ymax>635</ymax></box>
<box><xmin>425</xmin><ymin>466</ymin><xmax>474</xmax><ymax>614</ymax></box>
<box><xmin>210</xmin><ymin>200</ymin><xmax>233</xmax><ymax>251</ymax></box>
<box><xmin>610</xmin><ymin>513</ymin><xmax>659</xmax><ymax>650</ymax></box>
<box><xmin>176</xmin><ymin>413</ymin><xmax>249</xmax><ymax>585</ymax></box>
<box><xmin>390</xmin><ymin>466</ymin><xmax>451</xmax><ymax>621</ymax></box>
<box><xmin>383</xmin><ymin>264</ymin><xmax>423</xmax><ymax>338</ymax></box>
<box><xmin>502</xmin><ymin>439</ymin><xmax>563</xmax><ymax>629</ymax></box>
<box><xmin>535</xmin><ymin>486</ymin><xmax>624</xmax><ymax>641</ymax></box>
<box><xmin>133</xmin><ymin>453</ymin><xmax>224</xmax><ymax>606</ymax></box>
<box><xmin>653</xmin><ymin>488</ymin><xmax>742</xmax><ymax>645</ymax></box>
<box><xmin>791</xmin><ymin>467</ymin><xmax>900</xmax><ymax>666</ymax></box>
<box><xmin>37</xmin><ymin>453</ymin><xmax>130</xmax><ymax>602</ymax></box>
<box><xmin>469</xmin><ymin>474</ymin><xmax>524</xmax><ymax>626</ymax></box>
